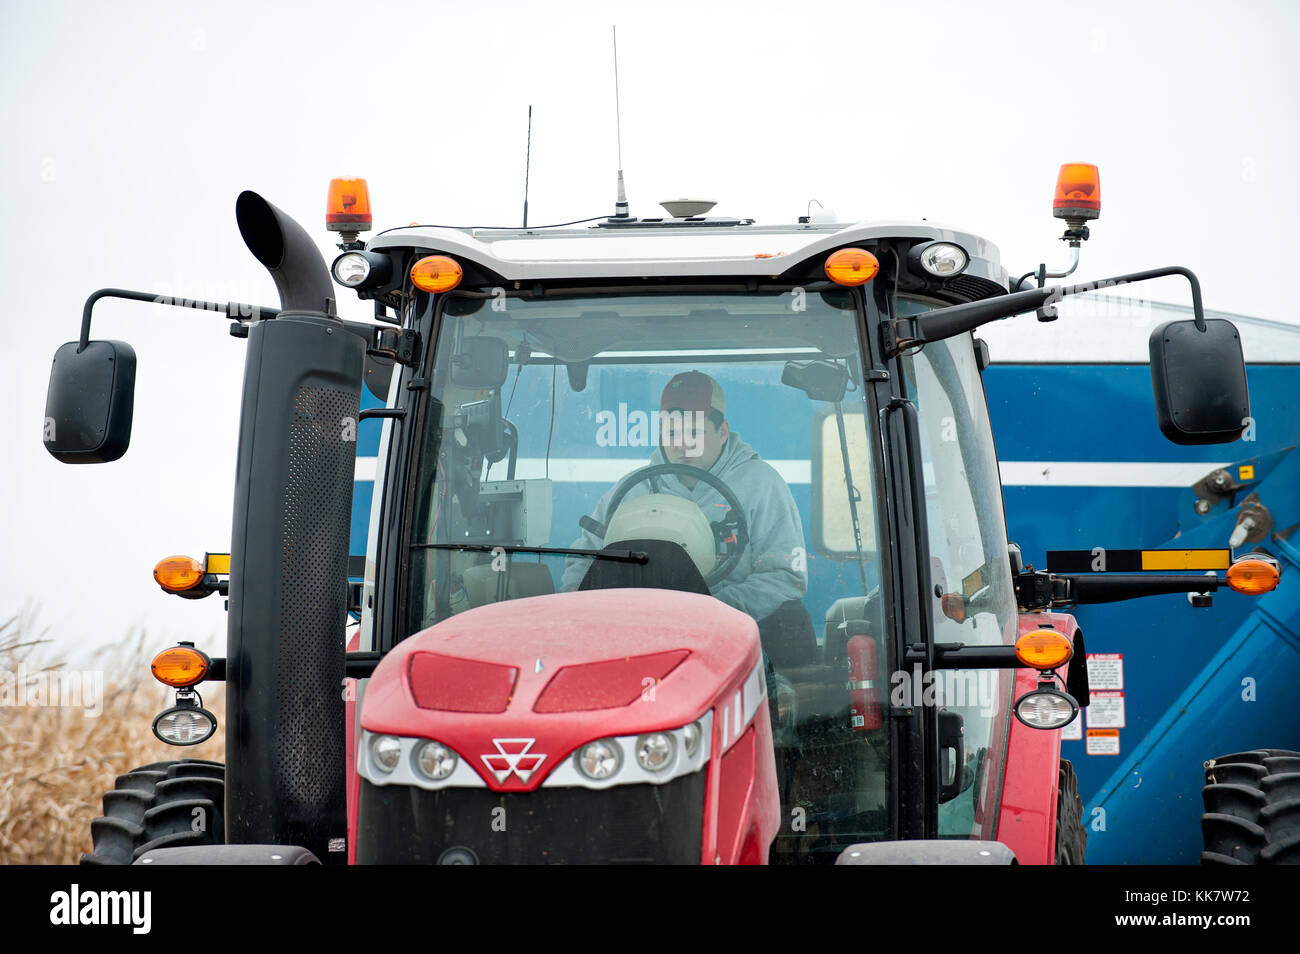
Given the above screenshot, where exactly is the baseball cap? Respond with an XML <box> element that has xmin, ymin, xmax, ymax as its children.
<box><xmin>660</xmin><ymin>371</ymin><xmax>726</xmax><ymax>419</ymax></box>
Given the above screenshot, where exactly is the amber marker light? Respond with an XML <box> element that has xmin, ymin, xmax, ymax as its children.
<box><xmin>151</xmin><ymin>645</ymin><xmax>211</xmax><ymax>688</ymax></box>
<box><xmin>326</xmin><ymin>177</ymin><xmax>372</xmax><ymax>232</ymax></box>
<box><xmin>1227</xmin><ymin>555</ymin><xmax>1280</xmax><ymax>595</ymax></box>
<box><xmin>825</xmin><ymin>248</ymin><xmax>880</xmax><ymax>286</ymax></box>
<box><xmin>1015</xmin><ymin>629</ymin><xmax>1073</xmax><ymax>669</ymax></box>
<box><xmin>154</xmin><ymin>555</ymin><xmax>204</xmax><ymax>593</ymax></box>
<box><xmin>1053</xmin><ymin>163</ymin><xmax>1101</xmax><ymax>217</ymax></box>
<box><xmin>410</xmin><ymin>255</ymin><xmax>464</xmax><ymax>293</ymax></box>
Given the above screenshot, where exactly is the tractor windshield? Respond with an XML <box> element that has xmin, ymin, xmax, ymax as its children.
<box><xmin>406</xmin><ymin>286</ymin><xmax>893</xmax><ymax>860</ymax></box>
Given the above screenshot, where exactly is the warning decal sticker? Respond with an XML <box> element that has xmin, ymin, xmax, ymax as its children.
<box><xmin>1087</xmin><ymin>690</ymin><xmax>1126</xmax><ymax>728</ymax></box>
<box><xmin>1086</xmin><ymin>729</ymin><xmax>1120</xmax><ymax>755</ymax></box>
<box><xmin>1061</xmin><ymin>713</ymin><xmax>1083</xmax><ymax>741</ymax></box>
<box><xmin>1086</xmin><ymin>653</ymin><xmax>1124</xmax><ymax>691</ymax></box>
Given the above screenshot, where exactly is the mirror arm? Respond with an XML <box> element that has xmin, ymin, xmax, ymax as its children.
<box><xmin>891</xmin><ymin>265</ymin><xmax>1206</xmax><ymax>355</ymax></box>
<box><xmin>79</xmin><ymin>288</ymin><xmax>281</xmax><ymax>351</ymax></box>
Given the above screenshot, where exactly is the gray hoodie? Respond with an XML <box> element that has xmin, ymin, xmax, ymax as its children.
<box><xmin>561</xmin><ymin>432</ymin><xmax>808</xmax><ymax>622</ymax></box>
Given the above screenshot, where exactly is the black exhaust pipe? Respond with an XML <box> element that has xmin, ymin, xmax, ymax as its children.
<box><xmin>235</xmin><ymin>191</ymin><xmax>336</xmax><ymax>315</ymax></box>
<box><xmin>225</xmin><ymin>192</ymin><xmax>361</xmax><ymax>862</ymax></box>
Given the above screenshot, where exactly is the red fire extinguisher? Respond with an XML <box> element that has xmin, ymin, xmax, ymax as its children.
<box><xmin>847</xmin><ymin>633</ymin><xmax>881</xmax><ymax>730</ymax></box>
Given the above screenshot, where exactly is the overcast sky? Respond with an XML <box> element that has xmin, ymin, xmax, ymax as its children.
<box><xmin>3</xmin><ymin>0</ymin><xmax>1298</xmax><ymax>662</ymax></box>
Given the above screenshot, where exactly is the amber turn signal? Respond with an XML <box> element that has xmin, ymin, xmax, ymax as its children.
<box><xmin>151</xmin><ymin>645</ymin><xmax>210</xmax><ymax>688</ymax></box>
<box><xmin>410</xmin><ymin>255</ymin><xmax>463</xmax><ymax>293</ymax></box>
<box><xmin>825</xmin><ymin>248</ymin><xmax>880</xmax><ymax>286</ymax></box>
<box><xmin>1227</xmin><ymin>555</ymin><xmax>1280</xmax><ymax>595</ymax></box>
<box><xmin>154</xmin><ymin>555</ymin><xmax>204</xmax><ymax>593</ymax></box>
<box><xmin>1015</xmin><ymin>629</ymin><xmax>1073</xmax><ymax>670</ymax></box>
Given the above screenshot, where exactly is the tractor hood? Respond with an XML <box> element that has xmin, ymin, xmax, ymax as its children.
<box><xmin>359</xmin><ymin>588</ymin><xmax>765</xmax><ymax>792</ymax></box>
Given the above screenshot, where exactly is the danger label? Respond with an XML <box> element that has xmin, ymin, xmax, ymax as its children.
<box><xmin>1086</xmin><ymin>653</ymin><xmax>1124</xmax><ymax>691</ymax></box>
<box><xmin>1061</xmin><ymin>714</ymin><xmax>1083</xmax><ymax>741</ymax></box>
<box><xmin>1087</xmin><ymin>691</ymin><xmax>1126</xmax><ymax>728</ymax></box>
<box><xmin>1086</xmin><ymin>729</ymin><xmax>1120</xmax><ymax>755</ymax></box>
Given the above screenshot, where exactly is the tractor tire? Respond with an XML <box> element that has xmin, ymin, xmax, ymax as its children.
<box><xmin>1201</xmin><ymin>749</ymin><xmax>1300</xmax><ymax>865</ymax></box>
<box><xmin>1055</xmin><ymin>759</ymin><xmax>1087</xmax><ymax>865</ymax></box>
<box><xmin>80</xmin><ymin>759</ymin><xmax>226</xmax><ymax>865</ymax></box>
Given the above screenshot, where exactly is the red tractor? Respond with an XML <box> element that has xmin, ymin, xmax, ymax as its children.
<box><xmin>48</xmin><ymin>167</ymin><xmax>1274</xmax><ymax>865</ymax></box>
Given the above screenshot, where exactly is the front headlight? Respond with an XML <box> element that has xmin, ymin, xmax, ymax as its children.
<box><xmin>370</xmin><ymin>734</ymin><xmax>402</xmax><ymax>772</ymax></box>
<box><xmin>576</xmin><ymin>739</ymin><xmax>623</xmax><ymax>780</ymax></box>
<box><xmin>682</xmin><ymin>721</ymin><xmax>703</xmax><ymax>757</ymax></box>
<box><xmin>413</xmin><ymin>740</ymin><xmax>458</xmax><ymax>781</ymax></box>
<box><xmin>635</xmin><ymin>733</ymin><xmax>676</xmax><ymax>772</ymax></box>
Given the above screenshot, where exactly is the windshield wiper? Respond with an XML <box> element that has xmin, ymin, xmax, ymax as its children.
<box><xmin>412</xmin><ymin>542</ymin><xmax>648</xmax><ymax>564</ymax></box>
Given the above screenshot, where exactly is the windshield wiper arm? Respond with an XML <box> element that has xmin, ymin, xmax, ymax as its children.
<box><xmin>413</xmin><ymin>542</ymin><xmax>648</xmax><ymax>564</ymax></box>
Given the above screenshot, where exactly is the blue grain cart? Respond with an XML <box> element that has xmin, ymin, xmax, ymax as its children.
<box><xmin>981</xmin><ymin>297</ymin><xmax>1300</xmax><ymax>863</ymax></box>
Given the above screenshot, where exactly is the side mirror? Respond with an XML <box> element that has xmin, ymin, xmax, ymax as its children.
<box><xmin>44</xmin><ymin>340</ymin><xmax>137</xmax><ymax>463</ymax></box>
<box><xmin>1149</xmin><ymin>319</ymin><xmax>1249</xmax><ymax>445</ymax></box>
<box><xmin>451</xmin><ymin>337</ymin><xmax>508</xmax><ymax>390</ymax></box>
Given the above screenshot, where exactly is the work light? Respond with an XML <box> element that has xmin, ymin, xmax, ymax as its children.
<box><xmin>1014</xmin><ymin>688</ymin><xmax>1079</xmax><ymax>730</ymax></box>
<box><xmin>152</xmin><ymin>702</ymin><xmax>218</xmax><ymax>746</ymax></box>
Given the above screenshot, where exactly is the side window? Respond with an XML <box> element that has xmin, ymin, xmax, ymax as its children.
<box><xmin>902</xmin><ymin>329</ymin><xmax>1017</xmax><ymax>839</ymax></box>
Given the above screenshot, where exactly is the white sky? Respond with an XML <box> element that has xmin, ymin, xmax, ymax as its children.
<box><xmin>3</xmin><ymin>0</ymin><xmax>1299</xmax><ymax>661</ymax></box>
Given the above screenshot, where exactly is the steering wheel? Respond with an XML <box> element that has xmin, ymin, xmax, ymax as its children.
<box><xmin>591</xmin><ymin>462</ymin><xmax>750</xmax><ymax>588</ymax></box>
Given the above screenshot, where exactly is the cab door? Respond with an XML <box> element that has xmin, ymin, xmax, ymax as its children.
<box><xmin>895</xmin><ymin>300</ymin><xmax>1018</xmax><ymax>839</ymax></box>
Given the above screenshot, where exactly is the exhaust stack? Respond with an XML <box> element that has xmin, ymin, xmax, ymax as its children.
<box><xmin>235</xmin><ymin>191</ymin><xmax>336</xmax><ymax>314</ymax></box>
<box><xmin>226</xmin><ymin>192</ymin><xmax>361</xmax><ymax>862</ymax></box>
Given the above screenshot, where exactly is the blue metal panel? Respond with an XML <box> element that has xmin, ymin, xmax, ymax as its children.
<box><xmin>987</xmin><ymin>362</ymin><xmax>1300</xmax><ymax>863</ymax></box>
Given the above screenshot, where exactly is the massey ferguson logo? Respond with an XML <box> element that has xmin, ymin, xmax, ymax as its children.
<box><xmin>481</xmin><ymin>738</ymin><xmax>547</xmax><ymax>784</ymax></box>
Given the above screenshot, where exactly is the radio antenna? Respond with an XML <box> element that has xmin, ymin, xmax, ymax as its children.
<box><xmin>612</xmin><ymin>26</ymin><xmax>629</xmax><ymax>218</ymax></box>
<box><xmin>522</xmin><ymin>105</ymin><xmax>532</xmax><ymax>228</ymax></box>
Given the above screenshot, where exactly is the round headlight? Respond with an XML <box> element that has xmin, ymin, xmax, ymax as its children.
<box><xmin>1013</xmin><ymin>689</ymin><xmax>1079</xmax><ymax>730</ymax></box>
<box><xmin>576</xmin><ymin>739</ymin><xmax>623</xmax><ymax>780</ymax></box>
<box><xmin>635</xmin><ymin>733</ymin><xmax>676</xmax><ymax>772</ymax></box>
<box><xmin>333</xmin><ymin>252</ymin><xmax>371</xmax><ymax>287</ymax></box>
<box><xmin>414</xmin><ymin>740</ymin><xmax>458</xmax><ymax>781</ymax></box>
<box><xmin>913</xmin><ymin>242</ymin><xmax>969</xmax><ymax>278</ymax></box>
<box><xmin>683</xmin><ymin>721</ymin><xmax>703</xmax><ymax>757</ymax></box>
<box><xmin>152</xmin><ymin>705</ymin><xmax>217</xmax><ymax>746</ymax></box>
<box><xmin>370</xmin><ymin>734</ymin><xmax>402</xmax><ymax>773</ymax></box>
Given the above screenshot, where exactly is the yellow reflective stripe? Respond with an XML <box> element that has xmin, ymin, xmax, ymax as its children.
<box><xmin>205</xmin><ymin>553</ymin><xmax>231</xmax><ymax>575</ymax></box>
<box><xmin>1140</xmin><ymin>549</ymin><xmax>1230</xmax><ymax>571</ymax></box>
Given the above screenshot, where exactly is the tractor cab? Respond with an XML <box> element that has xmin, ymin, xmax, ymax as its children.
<box><xmin>45</xmin><ymin>170</ymin><xmax>1273</xmax><ymax>866</ymax></box>
<box><xmin>343</xmin><ymin>211</ymin><xmax>1033</xmax><ymax>862</ymax></box>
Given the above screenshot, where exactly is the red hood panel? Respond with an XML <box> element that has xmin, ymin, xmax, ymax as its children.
<box><xmin>361</xmin><ymin>589</ymin><xmax>761</xmax><ymax>791</ymax></box>
<box><xmin>534</xmin><ymin>649</ymin><xmax>690</xmax><ymax>713</ymax></box>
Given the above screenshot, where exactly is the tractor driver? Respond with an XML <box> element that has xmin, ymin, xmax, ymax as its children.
<box><xmin>561</xmin><ymin>371</ymin><xmax>813</xmax><ymax>664</ymax></box>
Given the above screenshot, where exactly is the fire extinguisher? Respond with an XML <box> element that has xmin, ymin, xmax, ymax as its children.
<box><xmin>847</xmin><ymin>632</ymin><xmax>881</xmax><ymax>730</ymax></box>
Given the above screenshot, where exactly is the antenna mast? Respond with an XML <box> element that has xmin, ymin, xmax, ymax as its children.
<box><xmin>612</xmin><ymin>26</ymin><xmax>629</xmax><ymax>218</ymax></box>
<box><xmin>523</xmin><ymin>105</ymin><xmax>532</xmax><ymax>228</ymax></box>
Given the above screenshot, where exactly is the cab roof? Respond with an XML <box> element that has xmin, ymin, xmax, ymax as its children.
<box><xmin>367</xmin><ymin>218</ymin><xmax>1008</xmax><ymax>287</ymax></box>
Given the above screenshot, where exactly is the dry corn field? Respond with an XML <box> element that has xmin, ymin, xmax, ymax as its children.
<box><xmin>0</xmin><ymin>616</ymin><xmax>225</xmax><ymax>864</ymax></box>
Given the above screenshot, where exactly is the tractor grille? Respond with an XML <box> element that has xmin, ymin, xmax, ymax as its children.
<box><xmin>357</xmin><ymin>773</ymin><xmax>707</xmax><ymax>864</ymax></box>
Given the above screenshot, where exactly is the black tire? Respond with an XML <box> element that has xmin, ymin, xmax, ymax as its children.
<box><xmin>1055</xmin><ymin>759</ymin><xmax>1087</xmax><ymax>865</ymax></box>
<box><xmin>81</xmin><ymin>759</ymin><xmax>226</xmax><ymax>865</ymax></box>
<box><xmin>1201</xmin><ymin>749</ymin><xmax>1300</xmax><ymax>865</ymax></box>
